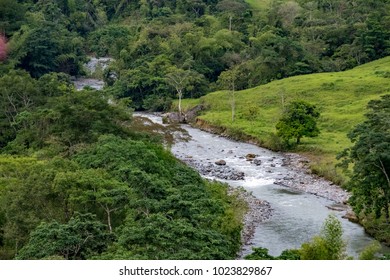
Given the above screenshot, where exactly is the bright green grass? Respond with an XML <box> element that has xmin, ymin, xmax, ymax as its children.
<box><xmin>180</xmin><ymin>57</ymin><xmax>390</xmax><ymax>183</ymax></box>
<box><xmin>245</xmin><ymin>0</ymin><xmax>271</xmax><ymax>11</ymax></box>
<box><xmin>245</xmin><ymin>0</ymin><xmax>276</xmax><ymax>17</ymax></box>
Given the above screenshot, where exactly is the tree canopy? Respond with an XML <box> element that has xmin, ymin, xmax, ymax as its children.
<box><xmin>338</xmin><ymin>94</ymin><xmax>390</xmax><ymax>224</ymax></box>
<box><xmin>2</xmin><ymin>0</ymin><xmax>389</xmax><ymax>110</ymax></box>
<box><xmin>1</xmin><ymin>0</ymin><xmax>390</xmax><ymax>260</ymax></box>
<box><xmin>276</xmin><ymin>100</ymin><xmax>321</xmax><ymax>145</ymax></box>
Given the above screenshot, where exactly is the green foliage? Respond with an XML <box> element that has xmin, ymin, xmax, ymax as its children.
<box><xmin>299</xmin><ymin>214</ymin><xmax>346</xmax><ymax>260</ymax></box>
<box><xmin>0</xmin><ymin>70</ymin><xmax>40</xmax><ymax>148</ymax></box>
<box><xmin>277</xmin><ymin>249</ymin><xmax>301</xmax><ymax>260</ymax></box>
<box><xmin>16</xmin><ymin>213</ymin><xmax>111</xmax><ymax>260</ymax></box>
<box><xmin>276</xmin><ymin>100</ymin><xmax>320</xmax><ymax>145</ymax></box>
<box><xmin>338</xmin><ymin>94</ymin><xmax>390</xmax><ymax>231</ymax></box>
<box><xmin>71</xmin><ymin>135</ymin><xmax>243</xmax><ymax>259</ymax></box>
<box><xmin>244</xmin><ymin>247</ymin><xmax>275</xmax><ymax>260</ymax></box>
<box><xmin>0</xmin><ymin>133</ymin><xmax>245</xmax><ymax>259</ymax></box>
<box><xmin>7</xmin><ymin>89</ymin><xmax>132</xmax><ymax>153</ymax></box>
<box><xmin>0</xmin><ymin>0</ymin><xmax>26</xmax><ymax>36</ymax></box>
<box><xmin>244</xmin><ymin>247</ymin><xmax>301</xmax><ymax>260</ymax></box>
<box><xmin>2</xmin><ymin>0</ymin><xmax>390</xmax><ymax>260</ymax></box>
<box><xmin>10</xmin><ymin>23</ymin><xmax>86</xmax><ymax>77</ymax></box>
<box><xmin>359</xmin><ymin>241</ymin><xmax>382</xmax><ymax>260</ymax></box>
<box><xmin>87</xmin><ymin>25</ymin><xmax>132</xmax><ymax>57</ymax></box>
<box><xmin>0</xmin><ymin>156</ymin><xmax>78</xmax><ymax>250</ymax></box>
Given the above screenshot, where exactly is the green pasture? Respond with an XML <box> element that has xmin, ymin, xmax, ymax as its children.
<box><xmin>179</xmin><ymin>57</ymin><xmax>390</xmax><ymax>183</ymax></box>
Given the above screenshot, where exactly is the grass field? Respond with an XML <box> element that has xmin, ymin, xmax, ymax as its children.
<box><xmin>179</xmin><ymin>57</ymin><xmax>390</xmax><ymax>184</ymax></box>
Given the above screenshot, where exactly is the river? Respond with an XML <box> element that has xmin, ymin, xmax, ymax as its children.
<box><xmin>73</xmin><ymin>57</ymin><xmax>113</xmax><ymax>91</ymax></box>
<box><xmin>73</xmin><ymin>56</ymin><xmax>387</xmax><ymax>259</ymax></box>
<box><xmin>135</xmin><ymin>113</ymin><xmax>389</xmax><ymax>259</ymax></box>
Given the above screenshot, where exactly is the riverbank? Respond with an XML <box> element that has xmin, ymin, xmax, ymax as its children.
<box><xmin>276</xmin><ymin>153</ymin><xmax>350</xmax><ymax>204</ymax></box>
<box><xmin>227</xmin><ymin>186</ymin><xmax>273</xmax><ymax>258</ymax></box>
<box><xmin>191</xmin><ymin>117</ymin><xmax>351</xmax><ymax>201</ymax></box>
<box><xmin>138</xmin><ymin>113</ymin><xmax>372</xmax><ymax>256</ymax></box>
<box><xmin>186</xmin><ymin>116</ymin><xmax>360</xmax><ymax>227</ymax></box>
<box><xmin>134</xmin><ymin>113</ymin><xmax>274</xmax><ymax>256</ymax></box>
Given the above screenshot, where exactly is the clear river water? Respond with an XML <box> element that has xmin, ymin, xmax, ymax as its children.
<box><xmin>169</xmin><ymin>124</ymin><xmax>372</xmax><ymax>258</ymax></box>
<box><xmin>137</xmin><ymin>112</ymin><xmax>389</xmax><ymax>259</ymax></box>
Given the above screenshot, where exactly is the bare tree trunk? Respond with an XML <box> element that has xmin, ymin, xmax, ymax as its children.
<box><xmin>378</xmin><ymin>159</ymin><xmax>390</xmax><ymax>223</ymax></box>
<box><xmin>106</xmin><ymin>209</ymin><xmax>112</xmax><ymax>233</ymax></box>
<box><xmin>231</xmin><ymin>79</ymin><xmax>235</xmax><ymax>122</ymax></box>
<box><xmin>178</xmin><ymin>89</ymin><xmax>182</xmax><ymax>117</ymax></box>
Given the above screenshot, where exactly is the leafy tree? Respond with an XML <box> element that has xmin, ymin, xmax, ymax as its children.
<box><xmin>359</xmin><ymin>241</ymin><xmax>382</xmax><ymax>260</ymax></box>
<box><xmin>0</xmin><ymin>70</ymin><xmax>40</xmax><ymax>148</ymax></box>
<box><xmin>300</xmin><ymin>214</ymin><xmax>346</xmax><ymax>260</ymax></box>
<box><xmin>87</xmin><ymin>25</ymin><xmax>132</xmax><ymax>57</ymax></box>
<box><xmin>338</xmin><ymin>94</ymin><xmax>390</xmax><ymax>223</ymax></box>
<box><xmin>73</xmin><ymin>135</ymin><xmax>243</xmax><ymax>259</ymax></box>
<box><xmin>16</xmin><ymin>213</ymin><xmax>111</xmax><ymax>260</ymax></box>
<box><xmin>0</xmin><ymin>0</ymin><xmax>26</xmax><ymax>36</ymax></box>
<box><xmin>276</xmin><ymin>100</ymin><xmax>320</xmax><ymax>145</ymax></box>
<box><xmin>0</xmin><ymin>157</ymin><xmax>79</xmax><ymax>253</ymax></box>
<box><xmin>217</xmin><ymin>66</ymin><xmax>239</xmax><ymax>122</ymax></box>
<box><xmin>114</xmin><ymin>213</ymin><xmax>232</xmax><ymax>260</ymax></box>
<box><xmin>55</xmin><ymin>169</ymin><xmax>131</xmax><ymax>233</ymax></box>
<box><xmin>244</xmin><ymin>247</ymin><xmax>275</xmax><ymax>260</ymax></box>
<box><xmin>244</xmin><ymin>247</ymin><xmax>301</xmax><ymax>260</ymax></box>
<box><xmin>216</xmin><ymin>0</ymin><xmax>249</xmax><ymax>31</ymax></box>
<box><xmin>9</xmin><ymin>21</ymin><xmax>86</xmax><ymax>77</ymax></box>
<box><xmin>8</xmin><ymin>89</ymin><xmax>132</xmax><ymax>152</ymax></box>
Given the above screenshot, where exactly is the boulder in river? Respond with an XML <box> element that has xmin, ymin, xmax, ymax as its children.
<box><xmin>343</xmin><ymin>210</ymin><xmax>359</xmax><ymax>223</ymax></box>
<box><xmin>215</xmin><ymin>160</ymin><xmax>227</xmax><ymax>166</ymax></box>
<box><xmin>252</xmin><ymin>159</ymin><xmax>262</xmax><ymax>166</ymax></box>
<box><xmin>246</xmin><ymin>154</ymin><xmax>257</xmax><ymax>161</ymax></box>
<box><xmin>162</xmin><ymin>112</ymin><xmax>183</xmax><ymax>124</ymax></box>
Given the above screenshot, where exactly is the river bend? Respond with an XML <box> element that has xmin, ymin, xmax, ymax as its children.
<box><xmin>135</xmin><ymin>113</ymin><xmax>384</xmax><ymax>259</ymax></box>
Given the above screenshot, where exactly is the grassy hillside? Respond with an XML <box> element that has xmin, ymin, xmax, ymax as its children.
<box><xmin>180</xmin><ymin>56</ymin><xmax>390</xmax><ymax>184</ymax></box>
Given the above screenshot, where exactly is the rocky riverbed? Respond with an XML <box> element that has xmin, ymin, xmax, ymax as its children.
<box><xmin>191</xmin><ymin>119</ymin><xmax>352</xmax><ymax>204</ymax></box>
<box><xmin>180</xmin><ymin>157</ymin><xmax>245</xmax><ymax>180</ymax></box>
<box><xmin>275</xmin><ymin>153</ymin><xmax>350</xmax><ymax>204</ymax></box>
<box><xmin>136</xmin><ymin>113</ymin><xmax>368</xmax><ymax>256</ymax></box>
<box><xmin>73</xmin><ymin>57</ymin><xmax>114</xmax><ymax>91</ymax></box>
<box><xmin>233</xmin><ymin>188</ymin><xmax>272</xmax><ymax>257</ymax></box>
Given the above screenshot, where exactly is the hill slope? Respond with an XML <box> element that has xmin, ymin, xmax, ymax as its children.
<box><xmin>181</xmin><ymin>56</ymin><xmax>390</xmax><ymax>183</ymax></box>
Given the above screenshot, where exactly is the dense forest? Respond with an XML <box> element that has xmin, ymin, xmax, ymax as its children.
<box><xmin>0</xmin><ymin>71</ymin><xmax>246</xmax><ymax>259</ymax></box>
<box><xmin>1</xmin><ymin>0</ymin><xmax>389</xmax><ymax>110</ymax></box>
<box><xmin>0</xmin><ymin>0</ymin><xmax>390</xmax><ymax>259</ymax></box>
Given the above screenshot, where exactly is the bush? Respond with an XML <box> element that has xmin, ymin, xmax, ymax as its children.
<box><xmin>299</xmin><ymin>214</ymin><xmax>346</xmax><ymax>260</ymax></box>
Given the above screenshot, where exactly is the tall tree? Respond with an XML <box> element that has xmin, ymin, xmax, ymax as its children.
<box><xmin>165</xmin><ymin>66</ymin><xmax>191</xmax><ymax>119</ymax></box>
<box><xmin>338</xmin><ymin>94</ymin><xmax>390</xmax><ymax>223</ymax></box>
<box><xmin>0</xmin><ymin>70</ymin><xmax>39</xmax><ymax>148</ymax></box>
<box><xmin>218</xmin><ymin>66</ymin><xmax>239</xmax><ymax>122</ymax></box>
